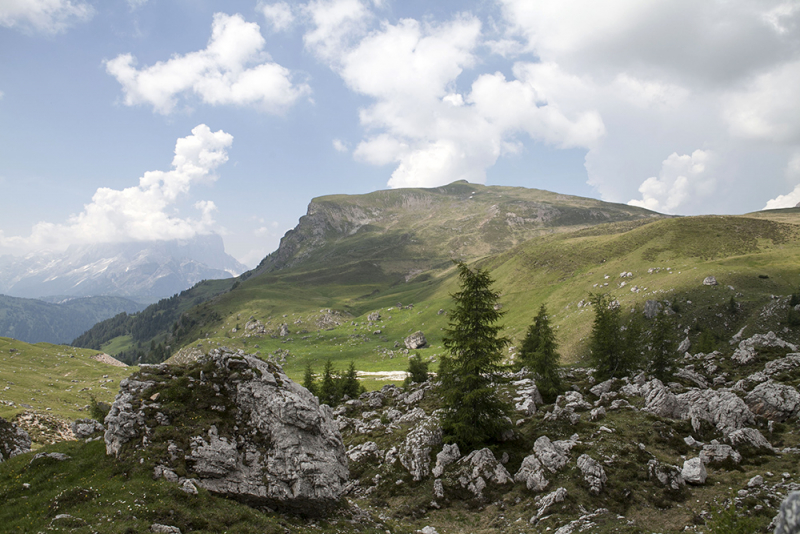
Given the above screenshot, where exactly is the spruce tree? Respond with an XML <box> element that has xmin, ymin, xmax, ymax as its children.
<box><xmin>405</xmin><ymin>353</ymin><xmax>430</xmax><ymax>387</ymax></box>
<box><xmin>589</xmin><ymin>293</ymin><xmax>625</xmax><ymax>380</ymax></box>
<box><xmin>648</xmin><ymin>308</ymin><xmax>677</xmax><ymax>381</ymax></box>
<box><xmin>303</xmin><ymin>362</ymin><xmax>317</xmax><ymax>396</ymax></box>
<box><xmin>341</xmin><ymin>361</ymin><xmax>362</xmax><ymax>400</ymax></box>
<box><xmin>519</xmin><ymin>304</ymin><xmax>562</xmax><ymax>403</ymax></box>
<box><xmin>318</xmin><ymin>359</ymin><xmax>338</xmax><ymax>406</ymax></box>
<box><xmin>439</xmin><ymin>261</ymin><xmax>511</xmax><ymax>450</ymax></box>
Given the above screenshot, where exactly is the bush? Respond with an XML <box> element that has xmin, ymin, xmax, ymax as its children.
<box><xmin>404</xmin><ymin>353</ymin><xmax>429</xmax><ymax>387</ymax></box>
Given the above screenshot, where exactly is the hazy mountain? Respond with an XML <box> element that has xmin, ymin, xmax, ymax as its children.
<box><xmin>0</xmin><ymin>234</ymin><xmax>247</xmax><ymax>300</ymax></box>
<box><xmin>0</xmin><ymin>294</ymin><xmax>144</xmax><ymax>344</ymax></box>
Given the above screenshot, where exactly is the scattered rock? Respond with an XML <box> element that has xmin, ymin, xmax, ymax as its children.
<box><xmin>456</xmin><ymin>448</ymin><xmax>512</xmax><ymax>498</ymax></box>
<box><xmin>347</xmin><ymin>441</ymin><xmax>383</xmax><ymax>463</ymax></box>
<box><xmin>0</xmin><ymin>416</ymin><xmax>31</xmax><ymax>462</ymax></box>
<box><xmin>648</xmin><ymin>459</ymin><xmax>685</xmax><ymax>490</ymax></box>
<box><xmin>432</xmin><ymin>443</ymin><xmax>460</xmax><ymax>478</ymax></box>
<box><xmin>534</xmin><ymin>436</ymin><xmax>569</xmax><ymax>473</ymax></box>
<box><xmin>745</xmin><ymin>380</ymin><xmax>800</xmax><ymax>422</ymax></box>
<box><xmin>747</xmin><ymin>475</ymin><xmax>764</xmax><ymax>487</ymax></box>
<box><xmin>71</xmin><ymin>418</ymin><xmax>104</xmax><ymax>440</ymax></box>
<box><xmin>731</xmin><ymin>332</ymin><xmax>798</xmax><ymax>365</ymax></box>
<box><xmin>644</xmin><ymin>300</ymin><xmax>662</xmax><ymax>319</ymax></box>
<box><xmin>699</xmin><ymin>443</ymin><xmax>742</xmax><ymax>465</ymax></box>
<box><xmin>727</xmin><ymin>427</ymin><xmax>774</xmax><ymax>453</ymax></box>
<box><xmin>367</xmin><ymin>311</ymin><xmax>381</xmax><ymax>322</ymax></box>
<box><xmin>404</xmin><ymin>331</ymin><xmax>427</xmax><ymax>350</ymax></box>
<box><xmin>150</xmin><ymin>525</ymin><xmax>182</xmax><ymax>534</ymax></box>
<box><xmin>279</xmin><ymin>323</ymin><xmax>290</xmax><ymax>337</ymax></box>
<box><xmin>577</xmin><ymin>454</ymin><xmax>607</xmax><ymax>495</ymax></box>
<box><xmin>399</xmin><ymin>418</ymin><xmax>442</xmax><ymax>481</ymax></box>
<box><xmin>30</xmin><ymin>452</ymin><xmax>71</xmax><ymax>463</ymax></box>
<box><xmin>682</xmin><ymin>457</ymin><xmax>707</xmax><ymax>485</ymax></box>
<box><xmin>532</xmin><ymin>487</ymin><xmax>567</xmax><ymax>523</ymax></box>
<box><xmin>703</xmin><ymin>276</ymin><xmax>718</xmax><ymax>286</ymax></box>
<box><xmin>774</xmin><ymin>491</ymin><xmax>800</xmax><ymax>534</ymax></box>
<box><xmin>514</xmin><ymin>454</ymin><xmax>549</xmax><ymax>492</ymax></box>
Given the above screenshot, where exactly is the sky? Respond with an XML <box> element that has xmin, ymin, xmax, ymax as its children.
<box><xmin>1</xmin><ymin>0</ymin><xmax>799</xmax><ymax>267</ymax></box>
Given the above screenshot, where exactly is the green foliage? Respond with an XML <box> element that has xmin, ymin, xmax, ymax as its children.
<box><xmin>341</xmin><ymin>361</ymin><xmax>363</xmax><ymax>400</ymax></box>
<box><xmin>88</xmin><ymin>394</ymin><xmax>111</xmax><ymax>423</ymax></box>
<box><xmin>518</xmin><ymin>304</ymin><xmax>562</xmax><ymax>403</ymax></box>
<box><xmin>647</xmin><ymin>307</ymin><xmax>677</xmax><ymax>381</ymax></box>
<box><xmin>439</xmin><ymin>261</ymin><xmax>511</xmax><ymax>450</ymax></box>
<box><xmin>589</xmin><ymin>294</ymin><xmax>640</xmax><ymax>380</ymax></box>
<box><xmin>318</xmin><ymin>360</ymin><xmax>337</xmax><ymax>406</ymax></box>
<box><xmin>728</xmin><ymin>296</ymin><xmax>738</xmax><ymax>314</ymax></box>
<box><xmin>704</xmin><ymin>503</ymin><xmax>770</xmax><ymax>534</ymax></box>
<box><xmin>404</xmin><ymin>353</ymin><xmax>429</xmax><ymax>387</ymax></box>
<box><xmin>315</xmin><ymin>360</ymin><xmax>363</xmax><ymax>406</ymax></box>
<box><xmin>696</xmin><ymin>327</ymin><xmax>719</xmax><ymax>354</ymax></box>
<box><xmin>788</xmin><ymin>306</ymin><xmax>800</xmax><ymax>327</ymax></box>
<box><xmin>302</xmin><ymin>363</ymin><xmax>317</xmax><ymax>396</ymax></box>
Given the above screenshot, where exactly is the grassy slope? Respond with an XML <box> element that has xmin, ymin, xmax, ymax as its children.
<box><xmin>0</xmin><ymin>337</ymin><xmax>134</xmax><ymax>423</ymax></box>
<box><xmin>161</xmin><ymin>214</ymin><xmax>800</xmax><ymax>389</ymax></box>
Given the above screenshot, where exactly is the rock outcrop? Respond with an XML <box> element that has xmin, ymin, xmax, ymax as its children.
<box><xmin>399</xmin><ymin>417</ymin><xmax>442</xmax><ymax>481</ymax></box>
<box><xmin>404</xmin><ymin>331</ymin><xmax>427</xmax><ymax>350</ymax></box>
<box><xmin>775</xmin><ymin>491</ymin><xmax>800</xmax><ymax>534</ymax></box>
<box><xmin>745</xmin><ymin>380</ymin><xmax>800</xmax><ymax>422</ymax></box>
<box><xmin>0</xmin><ymin>416</ymin><xmax>31</xmax><ymax>462</ymax></box>
<box><xmin>104</xmin><ymin>349</ymin><xmax>348</xmax><ymax>515</ymax></box>
<box><xmin>577</xmin><ymin>454</ymin><xmax>607</xmax><ymax>495</ymax></box>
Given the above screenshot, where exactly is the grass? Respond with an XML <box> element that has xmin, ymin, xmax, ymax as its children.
<box><xmin>0</xmin><ymin>337</ymin><xmax>134</xmax><ymax>432</ymax></box>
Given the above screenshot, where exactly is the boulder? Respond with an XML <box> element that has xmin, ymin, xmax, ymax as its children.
<box><xmin>703</xmin><ymin>276</ymin><xmax>718</xmax><ymax>286</ymax></box>
<box><xmin>682</xmin><ymin>457</ymin><xmax>707</xmax><ymax>485</ymax></box>
<box><xmin>347</xmin><ymin>441</ymin><xmax>383</xmax><ymax>463</ymax></box>
<box><xmin>642</xmin><ymin>379</ymin><xmax>683</xmax><ymax>419</ymax></box>
<box><xmin>678</xmin><ymin>388</ymin><xmax>754</xmax><ymax>436</ymax></box>
<box><xmin>745</xmin><ymin>380</ymin><xmax>800</xmax><ymax>422</ymax></box>
<box><xmin>279</xmin><ymin>324</ymin><xmax>290</xmax><ymax>337</ymax></box>
<box><xmin>644</xmin><ymin>299</ymin><xmax>662</xmax><ymax>319</ymax></box>
<box><xmin>589</xmin><ymin>378</ymin><xmax>618</xmax><ymax>398</ymax></box>
<box><xmin>103</xmin><ymin>349</ymin><xmax>348</xmax><ymax>516</ymax></box>
<box><xmin>432</xmin><ymin>443</ymin><xmax>460</xmax><ymax>478</ymax></box>
<box><xmin>399</xmin><ymin>418</ymin><xmax>442</xmax><ymax>481</ymax></box>
<box><xmin>71</xmin><ymin>418</ymin><xmax>104</xmax><ymax>440</ymax></box>
<box><xmin>367</xmin><ymin>311</ymin><xmax>381</xmax><ymax>322</ymax></box>
<box><xmin>726</xmin><ymin>427</ymin><xmax>774</xmax><ymax>453</ymax></box>
<box><xmin>0</xmin><ymin>416</ymin><xmax>31</xmax><ymax>462</ymax></box>
<box><xmin>514</xmin><ymin>454</ymin><xmax>549</xmax><ymax>492</ymax></box>
<box><xmin>532</xmin><ymin>487</ymin><xmax>567</xmax><ymax>523</ymax></box>
<box><xmin>647</xmin><ymin>459</ymin><xmax>685</xmax><ymax>490</ymax></box>
<box><xmin>699</xmin><ymin>443</ymin><xmax>742</xmax><ymax>465</ymax></box>
<box><xmin>534</xmin><ymin>436</ymin><xmax>569</xmax><ymax>473</ymax></box>
<box><xmin>764</xmin><ymin>353</ymin><xmax>800</xmax><ymax>377</ymax></box>
<box><xmin>456</xmin><ymin>448</ymin><xmax>512</xmax><ymax>498</ymax></box>
<box><xmin>577</xmin><ymin>454</ymin><xmax>607</xmax><ymax>495</ymax></box>
<box><xmin>774</xmin><ymin>491</ymin><xmax>800</xmax><ymax>534</ymax></box>
<box><xmin>404</xmin><ymin>331</ymin><xmax>427</xmax><ymax>350</ymax></box>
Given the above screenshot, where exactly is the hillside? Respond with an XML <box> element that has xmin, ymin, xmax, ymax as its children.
<box><xmin>0</xmin><ymin>294</ymin><xmax>144</xmax><ymax>344</ymax></box>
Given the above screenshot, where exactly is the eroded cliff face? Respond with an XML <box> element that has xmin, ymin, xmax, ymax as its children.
<box><xmin>104</xmin><ymin>348</ymin><xmax>348</xmax><ymax>515</ymax></box>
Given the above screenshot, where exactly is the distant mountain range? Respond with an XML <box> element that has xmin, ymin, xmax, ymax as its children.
<box><xmin>0</xmin><ymin>234</ymin><xmax>247</xmax><ymax>301</ymax></box>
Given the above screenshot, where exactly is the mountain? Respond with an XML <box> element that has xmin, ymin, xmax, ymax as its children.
<box><xmin>0</xmin><ymin>294</ymin><xmax>144</xmax><ymax>344</ymax></box>
<box><xmin>0</xmin><ymin>234</ymin><xmax>246</xmax><ymax>301</ymax></box>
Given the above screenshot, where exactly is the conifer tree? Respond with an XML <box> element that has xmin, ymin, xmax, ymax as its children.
<box><xmin>519</xmin><ymin>304</ymin><xmax>562</xmax><ymax>403</ymax></box>
<box><xmin>589</xmin><ymin>293</ymin><xmax>625</xmax><ymax>380</ymax></box>
<box><xmin>439</xmin><ymin>261</ymin><xmax>511</xmax><ymax>449</ymax></box>
<box><xmin>404</xmin><ymin>353</ymin><xmax>430</xmax><ymax>387</ymax></box>
<box><xmin>303</xmin><ymin>362</ymin><xmax>317</xmax><ymax>396</ymax></box>
<box><xmin>318</xmin><ymin>359</ymin><xmax>338</xmax><ymax>406</ymax></box>
<box><xmin>647</xmin><ymin>308</ymin><xmax>677</xmax><ymax>381</ymax></box>
<box><xmin>341</xmin><ymin>360</ymin><xmax>362</xmax><ymax>400</ymax></box>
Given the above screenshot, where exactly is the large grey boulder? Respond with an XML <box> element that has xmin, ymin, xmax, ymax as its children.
<box><xmin>456</xmin><ymin>448</ymin><xmax>512</xmax><ymax>498</ymax></box>
<box><xmin>699</xmin><ymin>442</ymin><xmax>742</xmax><ymax>465</ymax></box>
<box><xmin>104</xmin><ymin>349</ymin><xmax>348</xmax><ymax>515</ymax></box>
<box><xmin>682</xmin><ymin>457</ymin><xmax>707</xmax><ymax>485</ymax></box>
<box><xmin>679</xmin><ymin>388</ymin><xmax>754</xmax><ymax>436</ymax></box>
<box><xmin>642</xmin><ymin>379</ymin><xmax>684</xmax><ymax>419</ymax></box>
<box><xmin>399</xmin><ymin>417</ymin><xmax>442</xmax><ymax>481</ymax></box>
<box><xmin>731</xmin><ymin>332</ymin><xmax>797</xmax><ymax>365</ymax></box>
<box><xmin>71</xmin><ymin>418</ymin><xmax>104</xmax><ymax>440</ymax></box>
<box><xmin>432</xmin><ymin>443</ymin><xmax>460</xmax><ymax>478</ymax></box>
<box><xmin>775</xmin><ymin>491</ymin><xmax>800</xmax><ymax>534</ymax></box>
<box><xmin>0</xmin><ymin>416</ymin><xmax>31</xmax><ymax>462</ymax></box>
<box><xmin>647</xmin><ymin>459</ymin><xmax>685</xmax><ymax>490</ymax></box>
<box><xmin>745</xmin><ymin>380</ymin><xmax>800</xmax><ymax>422</ymax></box>
<box><xmin>534</xmin><ymin>436</ymin><xmax>570</xmax><ymax>473</ymax></box>
<box><xmin>404</xmin><ymin>331</ymin><xmax>427</xmax><ymax>350</ymax></box>
<box><xmin>726</xmin><ymin>427</ymin><xmax>774</xmax><ymax>453</ymax></box>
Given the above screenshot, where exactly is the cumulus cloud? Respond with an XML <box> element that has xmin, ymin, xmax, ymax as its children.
<box><xmin>332</xmin><ymin>139</ymin><xmax>348</xmax><ymax>152</ymax></box>
<box><xmin>628</xmin><ymin>150</ymin><xmax>714</xmax><ymax>214</ymax></box>
<box><xmin>764</xmin><ymin>152</ymin><xmax>800</xmax><ymax>209</ymax></box>
<box><xmin>106</xmin><ymin>13</ymin><xmax>310</xmax><ymax>115</ymax></box>
<box><xmin>0</xmin><ymin>125</ymin><xmax>232</xmax><ymax>253</ymax></box>
<box><xmin>304</xmin><ymin>5</ymin><xmax>605</xmax><ymax>189</ymax></box>
<box><xmin>259</xmin><ymin>2</ymin><xmax>294</xmax><ymax>32</ymax></box>
<box><xmin>0</xmin><ymin>0</ymin><xmax>93</xmax><ymax>33</ymax></box>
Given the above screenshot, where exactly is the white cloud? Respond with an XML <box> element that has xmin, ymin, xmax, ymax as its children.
<box><xmin>259</xmin><ymin>2</ymin><xmax>294</xmax><ymax>32</ymax></box>
<box><xmin>628</xmin><ymin>150</ymin><xmax>714</xmax><ymax>213</ymax></box>
<box><xmin>106</xmin><ymin>13</ymin><xmax>311</xmax><ymax>115</ymax></box>
<box><xmin>127</xmin><ymin>0</ymin><xmax>149</xmax><ymax>10</ymax></box>
<box><xmin>0</xmin><ymin>0</ymin><xmax>93</xmax><ymax>33</ymax></box>
<box><xmin>0</xmin><ymin>125</ymin><xmax>232</xmax><ymax>253</ymax></box>
<box><xmin>302</xmin><ymin>0</ymin><xmax>372</xmax><ymax>63</ymax></box>
<box><xmin>332</xmin><ymin>139</ymin><xmax>348</xmax><ymax>152</ymax></box>
<box><xmin>764</xmin><ymin>152</ymin><xmax>800</xmax><ymax>209</ymax></box>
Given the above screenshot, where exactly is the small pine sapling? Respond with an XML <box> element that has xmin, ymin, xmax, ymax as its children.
<box><xmin>518</xmin><ymin>304</ymin><xmax>562</xmax><ymax>403</ymax></box>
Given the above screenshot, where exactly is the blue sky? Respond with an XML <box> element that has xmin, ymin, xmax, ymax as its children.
<box><xmin>1</xmin><ymin>0</ymin><xmax>799</xmax><ymax>267</ymax></box>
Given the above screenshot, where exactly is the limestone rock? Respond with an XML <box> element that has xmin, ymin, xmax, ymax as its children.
<box><xmin>678</xmin><ymin>388</ymin><xmax>754</xmax><ymax>436</ymax></box>
<box><xmin>590</xmin><ymin>407</ymin><xmax>606</xmax><ymax>421</ymax></box>
<box><xmin>404</xmin><ymin>331</ymin><xmax>427</xmax><ymax>350</ymax></box>
<box><xmin>150</xmin><ymin>525</ymin><xmax>181</xmax><ymax>534</ymax></box>
<box><xmin>456</xmin><ymin>448</ymin><xmax>512</xmax><ymax>498</ymax></box>
<box><xmin>647</xmin><ymin>460</ymin><xmax>685</xmax><ymax>490</ymax></box>
<box><xmin>577</xmin><ymin>454</ymin><xmax>607</xmax><ymax>495</ymax></box>
<box><xmin>727</xmin><ymin>427</ymin><xmax>774</xmax><ymax>452</ymax></box>
<box><xmin>532</xmin><ymin>487</ymin><xmax>567</xmax><ymax>523</ymax></box>
<box><xmin>534</xmin><ymin>436</ymin><xmax>569</xmax><ymax>473</ymax></box>
<box><xmin>774</xmin><ymin>491</ymin><xmax>800</xmax><ymax>534</ymax></box>
<box><xmin>764</xmin><ymin>353</ymin><xmax>800</xmax><ymax>377</ymax></box>
<box><xmin>347</xmin><ymin>441</ymin><xmax>383</xmax><ymax>464</ymax></box>
<box><xmin>699</xmin><ymin>443</ymin><xmax>742</xmax><ymax>465</ymax></box>
<box><xmin>703</xmin><ymin>276</ymin><xmax>718</xmax><ymax>286</ymax></box>
<box><xmin>104</xmin><ymin>349</ymin><xmax>348</xmax><ymax>516</ymax></box>
<box><xmin>589</xmin><ymin>378</ymin><xmax>618</xmax><ymax>398</ymax></box>
<box><xmin>677</xmin><ymin>336</ymin><xmax>691</xmax><ymax>354</ymax></box>
<box><xmin>71</xmin><ymin>418</ymin><xmax>104</xmax><ymax>440</ymax></box>
<box><xmin>399</xmin><ymin>418</ymin><xmax>442</xmax><ymax>481</ymax></box>
<box><xmin>514</xmin><ymin>454</ymin><xmax>549</xmax><ymax>492</ymax></box>
<box><xmin>642</xmin><ymin>379</ymin><xmax>683</xmax><ymax>419</ymax></box>
<box><xmin>745</xmin><ymin>380</ymin><xmax>800</xmax><ymax>422</ymax></box>
<box><xmin>644</xmin><ymin>299</ymin><xmax>662</xmax><ymax>319</ymax></box>
<box><xmin>279</xmin><ymin>324</ymin><xmax>289</xmax><ymax>337</ymax></box>
<box><xmin>731</xmin><ymin>332</ymin><xmax>798</xmax><ymax>365</ymax></box>
<box><xmin>0</xmin><ymin>416</ymin><xmax>31</xmax><ymax>462</ymax></box>
<box><xmin>432</xmin><ymin>443</ymin><xmax>460</xmax><ymax>478</ymax></box>
<box><xmin>367</xmin><ymin>311</ymin><xmax>381</xmax><ymax>322</ymax></box>
<box><xmin>682</xmin><ymin>457</ymin><xmax>707</xmax><ymax>485</ymax></box>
